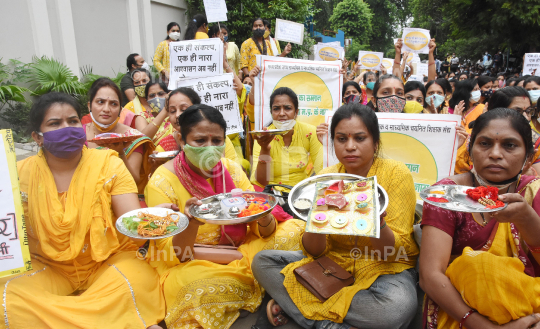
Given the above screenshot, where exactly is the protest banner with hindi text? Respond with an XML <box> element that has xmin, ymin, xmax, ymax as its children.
<box><xmin>323</xmin><ymin>113</ymin><xmax>460</xmax><ymax>197</ymax></box>
<box><xmin>275</xmin><ymin>19</ymin><xmax>304</xmax><ymax>45</ymax></box>
<box><xmin>402</xmin><ymin>28</ymin><xmax>430</xmax><ymax>54</ymax></box>
<box><xmin>254</xmin><ymin>55</ymin><xmax>342</xmax><ymax>130</ymax></box>
<box><xmin>169</xmin><ymin>38</ymin><xmax>224</xmax><ymax>90</ymax></box>
<box><xmin>358</xmin><ymin>51</ymin><xmax>383</xmax><ymax>70</ymax></box>
<box><xmin>0</xmin><ymin>130</ymin><xmax>31</xmax><ymax>278</ymax></box>
<box><xmin>524</xmin><ymin>53</ymin><xmax>540</xmax><ymax>76</ymax></box>
<box><xmin>176</xmin><ymin>73</ymin><xmax>243</xmax><ymax>135</ymax></box>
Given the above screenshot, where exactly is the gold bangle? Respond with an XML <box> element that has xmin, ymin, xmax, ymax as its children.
<box><xmin>151</xmin><ymin>121</ymin><xmax>159</xmax><ymax>128</ymax></box>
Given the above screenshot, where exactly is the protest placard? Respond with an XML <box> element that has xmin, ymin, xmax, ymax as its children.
<box><xmin>168</xmin><ymin>38</ymin><xmax>224</xmax><ymax>90</ymax></box>
<box><xmin>275</xmin><ymin>19</ymin><xmax>305</xmax><ymax>45</ymax></box>
<box><xmin>314</xmin><ymin>43</ymin><xmax>344</xmax><ymax>61</ymax></box>
<box><xmin>0</xmin><ymin>130</ymin><xmax>32</xmax><ymax>278</ymax></box>
<box><xmin>382</xmin><ymin>58</ymin><xmax>394</xmax><ymax>71</ymax></box>
<box><xmin>402</xmin><ymin>28</ymin><xmax>431</xmax><ymax>54</ymax></box>
<box><xmin>357</xmin><ymin>51</ymin><xmax>384</xmax><ymax>70</ymax></box>
<box><xmin>415</xmin><ymin>63</ymin><xmax>429</xmax><ymax>77</ymax></box>
<box><xmin>203</xmin><ymin>0</ymin><xmax>227</xmax><ymax>22</ymax></box>
<box><xmin>523</xmin><ymin>53</ymin><xmax>540</xmax><ymax>76</ymax></box>
<box><xmin>175</xmin><ymin>73</ymin><xmax>243</xmax><ymax>135</ymax></box>
<box><xmin>254</xmin><ymin>55</ymin><xmax>342</xmax><ymax>130</ymax></box>
<box><xmin>323</xmin><ymin>113</ymin><xmax>460</xmax><ymax>197</ymax></box>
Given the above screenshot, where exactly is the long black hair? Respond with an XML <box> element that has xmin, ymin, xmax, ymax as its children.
<box><xmin>144</xmin><ymin>81</ymin><xmax>169</xmax><ymax>99</ymax></box>
<box><xmin>178</xmin><ymin>104</ymin><xmax>227</xmax><ymax>142</ymax></box>
<box><xmin>404</xmin><ymin>81</ymin><xmax>426</xmax><ymax>105</ymax></box>
<box><xmin>184</xmin><ymin>14</ymin><xmax>207</xmax><ymax>41</ymax></box>
<box><xmin>168</xmin><ymin>87</ymin><xmax>201</xmax><ymax>109</ymax></box>
<box><xmin>449</xmin><ymin>79</ymin><xmax>477</xmax><ymax>113</ymax></box>
<box><xmin>330</xmin><ymin>103</ymin><xmax>381</xmax><ymax>157</ymax></box>
<box><xmin>342</xmin><ymin>81</ymin><xmax>362</xmax><ymax>101</ymax></box>
<box><xmin>269</xmin><ymin>87</ymin><xmax>298</xmax><ymax>111</ymax></box>
<box><xmin>165</xmin><ymin>22</ymin><xmax>181</xmax><ymax>40</ymax></box>
<box><xmin>29</xmin><ymin>92</ymin><xmax>81</xmax><ymax>134</ymax></box>
<box><xmin>372</xmin><ymin>74</ymin><xmax>404</xmax><ymax>111</ymax></box>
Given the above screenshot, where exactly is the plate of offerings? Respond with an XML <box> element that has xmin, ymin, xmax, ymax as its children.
<box><xmin>419</xmin><ymin>185</ymin><xmax>508</xmax><ymax>213</ymax></box>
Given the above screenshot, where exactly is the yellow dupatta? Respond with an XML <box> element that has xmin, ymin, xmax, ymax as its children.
<box><xmin>25</xmin><ymin>148</ymin><xmax>121</xmax><ymax>262</ymax></box>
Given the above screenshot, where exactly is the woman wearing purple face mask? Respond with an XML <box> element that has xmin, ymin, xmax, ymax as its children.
<box><xmin>371</xmin><ymin>74</ymin><xmax>407</xmax><ymax>113</ymax></box>
<box><xmin>85</xmin><ymin>77</ymin><xmax>155</xmax><ymax>195</ymax></box>
<box><xmin>8</xmin><ymin>92</ymin><xmax>175</xmax><ymax>328</ymax></box>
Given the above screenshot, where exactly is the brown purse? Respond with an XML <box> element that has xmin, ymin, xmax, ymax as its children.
<box><xmin>293</xmin><ymin>256</ymin><xmax>355</xmax><ymax>302</ymax></box>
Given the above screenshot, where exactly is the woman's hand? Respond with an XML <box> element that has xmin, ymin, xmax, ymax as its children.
<box><xmin>499</xmin><ymin>314</ymin><xmax>540</xmax><ymax>328</ymax></box>
<box><xmin>155</xmin><ymin>203</ymin><xmax>180</xmax><ymax>211</ymax></box>
<box><xmin>456</xmin><ymin>125</ymin><xmax>469</xmax><ymax>149</ymax></box>
<box><xmin>164</xmin><ymin>70</ymin><xmax>170</xmax><ymax>79</ymax></box>
<box><xmin>282</xmin><ymin>43</ymin><xmax>292</xmax><ymax>55</ymax></box>
<box><xmin>254</xmin><ymin>128</ymin><xmax>274</xmax><ymax>152</ymax></box>
<box><xmin>428</xmin><ymin>38</ymin><xmax>436</xmax><ymax>54</ymax></box>
<box><xmin>454</xmin><ymin>100</ymin><xmax>466</xmax><ymax>116</ymax></box>
<box><xmin>395</xmin><ymin>38</ymin><xmax>403</xmax><ymax>53</ymax></box>
<box><xmin>490</xmin><ymin>193</ymin><xmax>537</xmax><ymax>226</ymax></box>
<box><xmin>249</xmin><ymin>66</ymin><xmax>261</xmax><ymax>79</ymax></box>
<box><xmin>426</xmin><ymin>96</ymin><xmax>437</xmax><ymax>113</ymax></box>
<box><xmin>184</xmin><ymin>197</ymin><xmax>204</xmax><ymax>225</ymax></box>
<box><xmin>316</xmin><ymin>123</ymin><xmax>329</xmax><ymax>145</ymax></box>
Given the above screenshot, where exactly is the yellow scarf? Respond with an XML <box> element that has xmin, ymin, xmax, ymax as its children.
<box><xmin>27</xmin><ymin>148</ymin><xmax>121</xmax><ymax>262</ymax></box>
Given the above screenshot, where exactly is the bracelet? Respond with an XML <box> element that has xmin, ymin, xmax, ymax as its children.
<box><xmin>151</xmin><ymin>121</ymin><xmax>159</xmax><ymax>128</ymax></box>
<box><xmin>258</xmin><ymin>158</ymin><xmax>271</xmax><ymax>164</ymax></box>
<box><xmin>394</xmin><ymin>61</ymin><xmax>401</xmax><ymax>65</ymax></box>
<box><xmin>118</xmin><ymin>152</ymin><xmax>126</xmax><ymax>157</ymax></box>
<box><xmin>380</xmin><ymin>221</ymin><xmax>387</xmax><ymax>229</ymax></box>
<box><xmin>429</xmin><ymin>62</ymin><xmax>436</xmax><ymax>66</ymax></box>
<box><xmin>258</xmin><ymin>216</ymin><xmax>274</xmax><ymax>227</ymax></box>
<box><xmin>528</xmin><ymin>245</ymin><xmax>540</xmax><ymax>253</ymax></box>
<box><xmin>459</xmin><ymin>309</ymin><xmax>477</xmax><ymax>328</ymax></box>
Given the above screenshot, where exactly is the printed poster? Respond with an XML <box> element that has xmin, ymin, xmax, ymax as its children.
<box><xmin>176</xmin><ymin>73</ymin><xmax>243</xmax><ymax>135</ymax></box>
<box><xmin>314</xmin><ymin>43</ymin><xmax>345</xmax><ymax>61</ymax></box>
<box><xmin>0</xmin><ymin>130</ymin><xmax>32</xmax><ymax>278</ymax></box>
<box><xmin>169</xmin><ymin>38</ymin><xmax>224</xmax><ymax>90</ymax></box>
<box><xmin>402</xmin><ymin>28</ymin><xmax>431</xmax><ymax>54</ymax></box>
<box><xmin>275</xmin><ymin>19</ymin><xmax>305</xmax><ymax>45</ymax></box>
<box><xmin>322</xmin><ymin>113</ymin><xmax>460</xmax><ymax>197</ymax></box>
<box><xmin>382</xmin><ymin>58</ymin><xmax>394</xmax><ymax>72</ymax></box>
<box><xmin>357</xmin><ymin>51</ymin><xmax>384</xmax><ymax>70</ymax></box>
<box><xmin>254</xmin><ymin>55</ymin><xmax>342</xmax><ymax>130</ymax></box>
<box><xmin>524</xmin><ymin>53</ymin><xmax>540</xmax><ymax>76</ymax></box>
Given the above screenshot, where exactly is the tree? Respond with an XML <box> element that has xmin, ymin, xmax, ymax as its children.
<box><xmin>185</xmin><ymin>0</ymin><xmax>318</xmax><ymax>58</ymax></box>
<box><xmin>313</xmin><ymin>0</ymin><xmax>335</xmax><ymax>32</ymax></box>
<box><xmin>329</xmin><ymin>0</ymin><xmax>373</xmax><ymax>45</ymax></box>
<box><xmin>364</xmin><ymin>0</ymin><xmax>398</xmax><ymax>53</ymax></box>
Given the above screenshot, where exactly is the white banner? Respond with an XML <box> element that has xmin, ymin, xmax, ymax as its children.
<box><xmin>314</xmin><ymin>43</ymin><xmax>344</xmax><ymax>61</ymax></box>
<box><xmin>358</xmin><ymin>51</ymin><xmax>383</xmax><ymax>70</ymax></box>
<box><xmin>402</xmin><ymin>28</ymin><xmax>430</xmax><ymax>54</ymax></box>
<box><xmin>323</xmin><ymin>113</ymin><xmax>460</xmax><ymax>196</ymax></box>
<box><xmin>524</xmin><ymin>53</ymin><xmax>540</xmax><ymax>76</ymax></box>
<box><xmin>203</xmin><ymin>0</ymin><xmax>227</xmax><ymax>23</ymax></box>
<box><xmin>275</xmin><ymin>19</ymin><xmax>305</xmax><ymax>45</ymax></box>
<box><xmin>0</xmin><ymin>130</ymin><xmax>32</xmax><ymax>278</ymax></box>
<box><xmin>168</xmin><ymin>38</ymin><xmax>224</xmax><ymax>90</ymax></box>
<box><xmin>176</xmin><ymin>73</ymin><xmax>243</xmax><ymax>135</ymax></box>
<box><xmin>254</xmin><ymin>55</ymin><xmax>342</xmax><ymax>130</ymax></box>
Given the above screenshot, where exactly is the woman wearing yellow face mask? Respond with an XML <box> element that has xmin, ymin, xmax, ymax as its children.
<box><xmin>403</xmin><ymin>81</ymin><xmax>426</xmax><ymax>113</ymax></box>
<box><xmin>184</xmin><ymin>14</ymin><xmax>208</xmax><ymax>40</ymax></box>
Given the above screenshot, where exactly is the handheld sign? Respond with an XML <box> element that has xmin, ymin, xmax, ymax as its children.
<box><xmin>402</xmin><ymin>28</ymin><xmax>430</xmax><ymax>54</ymax></box>
<box><xmin>314</xmin><ymin>43</ymin><xmax>344</xmax><ymax>61</ymax></box>
<box><xmin>415</xmin><ymin>63</ymin><xmax>429</xmax><ymax>77</ymax></box>
<box><xmin>203</xmin><ymin>0</ymin><xmax>227</xmax><ymax>23</ymax></box>
<box><xmin>275</xmin><ymin>19</ymin><xmax>304</xmax><ymax>45</ymax></box>
<box><xmin>382</xmin><ymin>58</ymin><xmax>394</xmax><ymax>71</ymax></box>
<box><xmin>0</xmin><ymin>129</ymin><xmax>32</xmax><ymax>278</ymax></box>
<box><xmin>358</xmin><ymin>51</ymin><xmax>384</xmax><ymax>70</ymax></box>
<box><xmin>168</xmin><ymin>38</ymin><xmax>224</xmax><ymax>90</ymax></box>
<box><xmin>175</xmin><ymin>73</ymin><xmax>243</xmax><ymax>135</ymax></box>
<box><xmin>524</xmin><ymin>53</ymin><xmax>540</xmax><ymax>76</ymax></box>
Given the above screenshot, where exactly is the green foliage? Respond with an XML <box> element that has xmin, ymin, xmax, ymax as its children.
<box><xmin>364</xmin><ymin>0</ymin><xmax>398</xmax><ymax>53</ymax></box>
<box><xmin>313</xmin><ymin>0</ymin><xmax>335</xmax><ymax>32</ymax></box>
<box><xmin>329</xmin><ymin>0</ymin><xmax>373</xmax><ymax>45</ymax></box>
<box><xmin>185</xmin><ymin>0</ymin><xmax>317</xmax><ymax>58</ymax></box>
<box><xmin>345</xmin><ymin>39</ymin><xmax>371</xmax><ymax>59</ymax></box>
<box><xmin>0</xmin><ymin>102</ymin><xmax>31</xmax><ymax>136</ymax></box>
<box><xmin>27</xmin><ymin>56</ymin><xmax>85</xmax><ymax>95</ymax></box>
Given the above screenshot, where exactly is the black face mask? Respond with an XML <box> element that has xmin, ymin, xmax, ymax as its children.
<box><xmin>253</xmin><ymin>28</ymin><xmax>265</xmax><ymax>38</ymax></box>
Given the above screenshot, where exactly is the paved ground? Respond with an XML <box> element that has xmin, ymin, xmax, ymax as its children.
<box><xmin>15</xmin><ymin>146</ymin><xmax>36</xmax><ymax>161</ymax></box>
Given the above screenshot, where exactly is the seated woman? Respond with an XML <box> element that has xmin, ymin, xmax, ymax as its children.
<box><xmin>144</xmin><ymin>105</ymin><xmax>305</xmax><ymax>329</ymax></box>
<box><xmin>1</xmin><ymin>92</ymin><xmax>169</xmax><ymax>328</ymax></box>
<box><xmin>250</xmin><ymin>86</ymin><xmax>323</xmax><ymax>189</ymax></box>
<box><xmin>85</xmin><ymin>78</ymin><xmax>154</xmax><ymax>195</ymax></box>
<box><xmin>420</xmin><ymin>108</ymin><xmax>540</xmax><ymax>329</ymax></box>
<box><xmin>124</xmin><ymin>69</ymin><xmax>173</xmax><ymax>146</ymax></box>
<box><xmin>252</xmin><ymin>104</ymin><xmax>420</xmax><ymax>328</ymax></box>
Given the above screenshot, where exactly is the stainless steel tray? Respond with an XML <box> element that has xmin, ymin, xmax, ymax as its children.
<box><xmin>149</xmin><ymin>150</ymin><xmax>179</xmax><ymax>159</ymax></box>
<box><xmin>189</xmin><ymin>192</ymin><xmax>277</xmax><ymax>225</ymax></box>
<box><xmin>116</xmin><ymin>207</ymin><xmax>189</xmax><ymax>240</ymax></box>
<box><xmin>288</xmin><ymin>174</ymin><xmax>389</xmax><ymax>221</ymax></box>
<box><xmin>419</xmin><ymin>185</ymin><xmax>508</xmax><ymax>213</ymax></box>
<box><xmin>249</xmin><ymin>129</ymin><xmax>290</xmax><ymax>138</ymax></box>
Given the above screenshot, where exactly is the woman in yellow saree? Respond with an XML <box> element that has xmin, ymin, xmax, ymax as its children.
<box><xmin>0</xmin><ymin>92</ymin><xmax>169</xmax><ymax>328</ymax></box>
<box><xmin>420</xmin><ymin>108</ymin><xmax>540</xmax><ymax>329</ymax></box>
<box><xmin>85</xmin><ymin>78</ymin><xmax>154</xmax><ymax>195</ymax></box>
<box><xmin>144</xmin><ymin>104</ymin><xmax>305</xmax><ymax>329</ymax></box>
<box><xmin>252</xmin><ymin>103</ymin><xmax>419</xmax><ymax>328</ymax></box>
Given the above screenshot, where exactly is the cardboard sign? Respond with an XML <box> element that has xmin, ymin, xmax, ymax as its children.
<box><xmin>402</xmin><ymin>28</ymin><xmax>430</xmax><ymax>54</ymax></box>
<box><xmin>524</xmin><ymin>53</ymin><xmax>540</xmax><ymax>76</ymax></box>
<box><xmin>175</xmin><ymin>73</ymin><xmax>243</xmax><ymax>135</ymax></box>
<box><xmin>254</xmin><ymin>55</ymin><xmax>342</xmax><ymax>130</ymax></box>
<box><xmin>203</xmin><ymin>0</ymin><xmax>227</xmax><ymax>23</ymax></box>
<box><xmin>358</xmin><ymin>51</ymin><xmax>384</xmax><ymax>70</ymax></box>
<box><xmin>0</xmin><ymin>130</ymin><xmax>32</xmax><ymax>278</ymax></box>
<box><xmin>275</xmin><ymin>19</ymin><xmax>305</xmax><ymax>45</ymax></box>
<box><xmin>168</xmin><ymin>38</ymin><xmax>224</xmax><ymax>90</ymax></box>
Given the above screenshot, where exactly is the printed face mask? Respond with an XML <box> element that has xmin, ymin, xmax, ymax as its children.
<box><xmin>135</xmin><ymin>84</ymin><xmax>147</xmax><ymax>98</ymax></box>
<box><xmin>38</xmin><ymin>127</ymin><xmax>86</xmax><ymax>159</ymax></box>
<box><xmin>344</xmin><ymin>94</ymin><xmax>361</xmax><ymax>104</ymax></box>
<box><xmin>376</xmin><ymin>95</ymin><xmax>406</xmax><ymax>113</ymax></box>
<box><xmin>148</xmin><ymin>97</ymin><xmax>166</xmax><ymax>113</ymax></box>
<box><xmin>183</xmin><ymin>144</ymin><xmax>225</xmax><ymax>171</ymax></box>
<box><xmin>481</xmin><ymin>89</ymin><xmax>493</xmax><ymax>100</ymax></box>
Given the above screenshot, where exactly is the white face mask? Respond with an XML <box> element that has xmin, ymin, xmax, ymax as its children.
<box><xmin>470</xmin><ymin>90</ymin><xmax>481</xmax><ymax>103</ymax></box>
<box><xmin>169</xmin><ymin>32</ymin><xmax>181</xmax><ymax>41</ymax></box>
<box><xmin>273</xmin><ymin>119</ymin><xmax>296</xmax><ymax>130</ymax></box>
<box><xmin>141</xmin><ymin>62</ymin><xmax>150</xmax><ymax>70</ymax></box>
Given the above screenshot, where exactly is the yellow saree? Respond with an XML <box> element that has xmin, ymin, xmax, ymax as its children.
<box><xmin>0</xmin><ymin>148</ymin><xmax>165</xmax><ymax>328</ymax></box>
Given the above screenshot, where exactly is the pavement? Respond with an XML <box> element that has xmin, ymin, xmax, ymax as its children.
<box><xmin>15</xmin><ymin>145</ymin><xmax>36</xmax><ymax>161</ymax></box>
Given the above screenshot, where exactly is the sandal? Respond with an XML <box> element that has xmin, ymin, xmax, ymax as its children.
<box><xmin>266</xmin><ymin>299</ymin><xmax>289</xmax><ymax>327</ymax></box>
